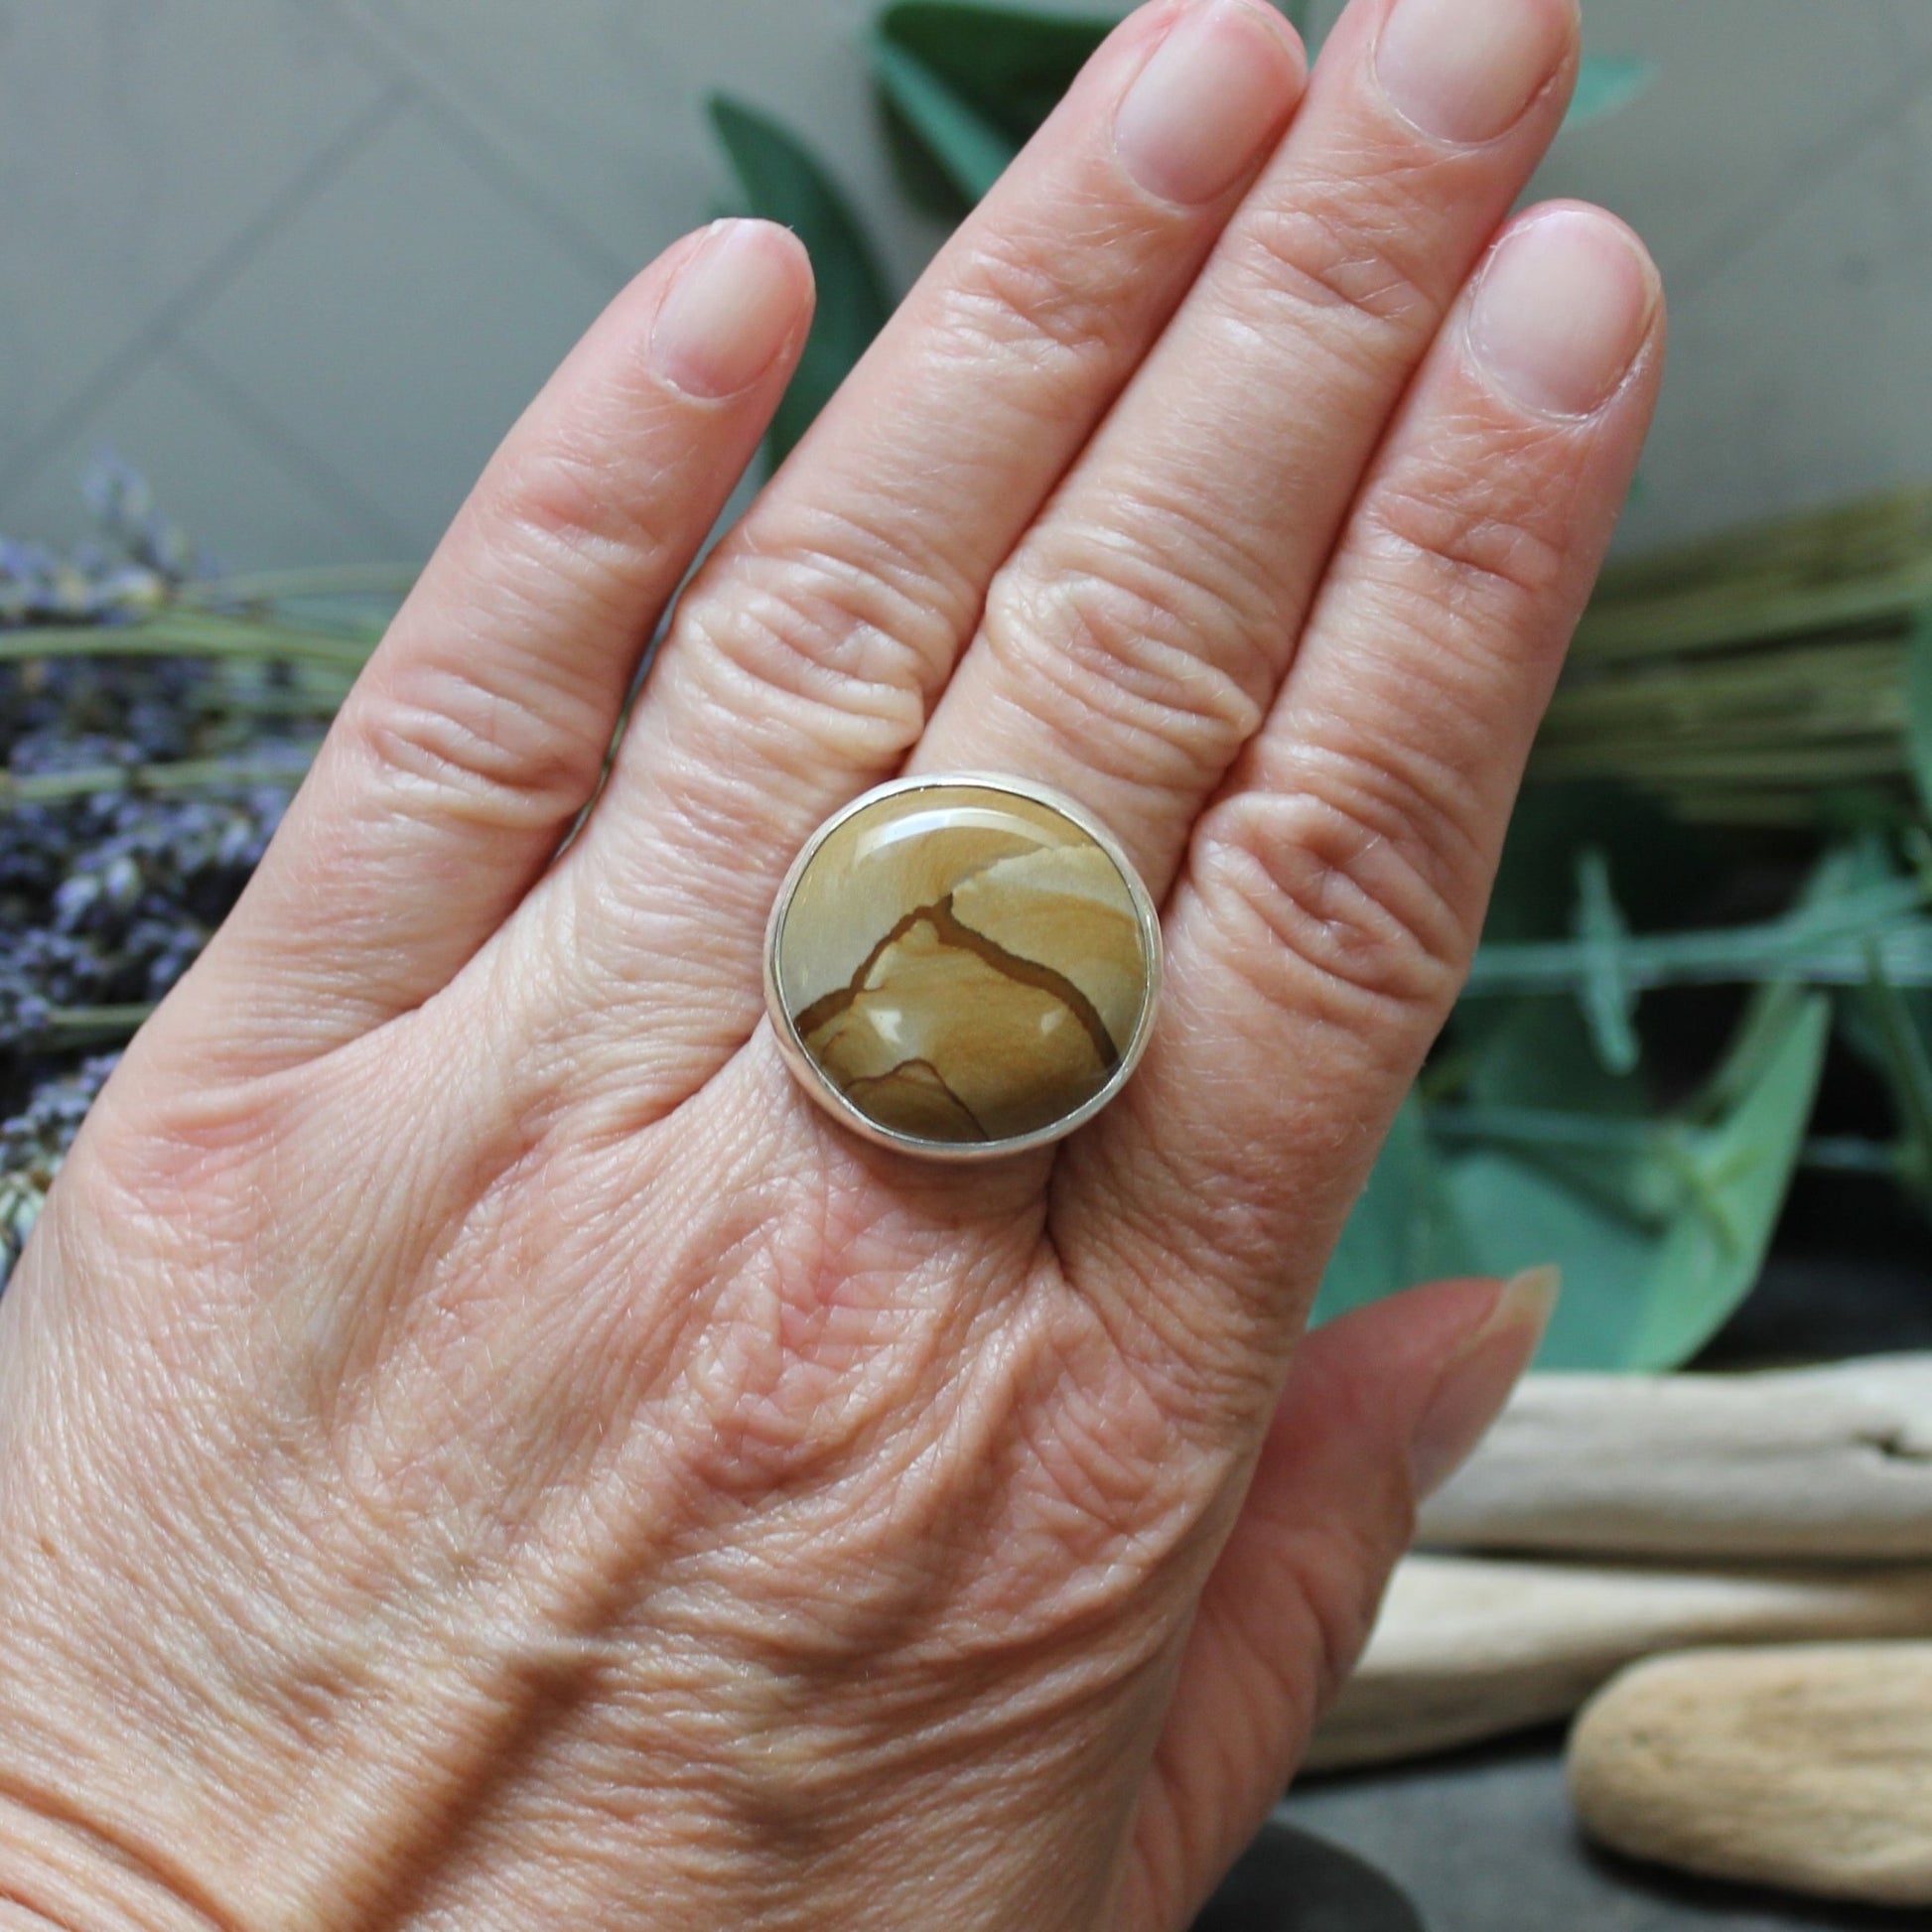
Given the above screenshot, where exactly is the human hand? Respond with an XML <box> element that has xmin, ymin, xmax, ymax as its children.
<box><xmin>0</xmin><ymin>0</ymin><xmax>1659</xmax><ymax>1925</ymax></box>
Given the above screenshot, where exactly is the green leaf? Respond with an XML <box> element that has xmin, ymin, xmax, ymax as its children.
<box><xmin>1465</xmin><ymin>876</ymin><xmax>1932</xmax><ymax>1000</ymax></box>
<box><xmin>708</xmin><ymin>95</ymin><xmax>895</xmax><ymax>462</ymax></box>
<box><xmin>877</xmin><ymin>3</ymin><xmax>1118</xmax><ymax>146</ymax></box>
<box><xmin>873</xmin><ymin>2</ymin><xmax>1313</xmax><ymax>212</ymax></box>
<box><xmin>1867</xmin><ymin>954</ymin><xmax>1932</xmax><ymax>1136</ymax></box>
<box><xmin>872</xmin><ymin>4</ymin><xmax>1114</xmax><ymax>216</ymax></box>
<box><xmin>1486</xmin><ymin>781</ymin><xmax>1713</xmax><ymax>943</ymax></box>
<box><xmin>1319</xmin><ymin>1100</ymin><xmax>1479</xmax><ymax>1313</ymax></box>
<box><xmin>1907</xmin><ymin>605</ymin><xmax>1932</xmax><ymax>818</ymax></box>
<box><xmin>1573</xmin><ymin>846</ymin><xmax>1640</xmax><ymax>1073</ymax></box>
<box><xmin>1313</xmin><ymin>991</ymin><xmax>1831</xmax><ymax>1371</ymax></box>
<box><xmin>1461</xmin><ymin>997</ymin><xmax>1649</xmax><ymax>1119</ymax></box>
<box><xmin>873</xmin><ymin>38</ymin><xmax>1018</xmax><ymax>209</ymax></box>
<box><xmin>1563</xmin><ymin>55</ymin><xmax>1653</xmax><ymax>132</ymax></box>
<box><xmin>1612</xmin><ymin>988</ymin><xmax>1829</xmax><ymax>1368</ymax></box>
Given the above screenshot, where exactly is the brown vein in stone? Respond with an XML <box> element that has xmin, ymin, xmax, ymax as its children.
<box><xmin>846</xmin><ymin>1059</ymin><xmax>991</xmax><ymax>1140</ymax></box>
<box><xmin>793</xmin><ymin>894</ymin><xmax>1122</xmax><ymax>1070</ymax></box>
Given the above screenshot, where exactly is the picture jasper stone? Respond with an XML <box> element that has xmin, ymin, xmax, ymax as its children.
<box><xmin>769</xmin><ymin>779</ymin><xmax>1159</xmax><ymax>1151</ymax></box>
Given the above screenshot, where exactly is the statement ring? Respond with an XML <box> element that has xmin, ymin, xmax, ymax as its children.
<box><xmin>764</xmin><ymin>774</ymin><xmax>1164</xmax><ymax>1161</ymax></box>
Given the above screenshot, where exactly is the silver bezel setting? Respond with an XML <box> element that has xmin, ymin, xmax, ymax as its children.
<box><xmin>762</xmin><ymin>773</ymin><xmax>1165</xmax><ymax>1163</ymax></box>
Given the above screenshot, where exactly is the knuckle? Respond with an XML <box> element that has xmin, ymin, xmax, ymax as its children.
<box><xmin>346</xmin><ymin>653</ymin><xmax>610</xmax><ymax>834</ymax></box>
<box><xmin>929</xmin><ymin>217</ymin><xmax>1141</xmax><ymax>376</ymax></box>
<box><xmin>1360</xmin><ymin>456</ymin><xmax>1571</xmax><ymax>621</ymax></box>
<box><xmin>674</xmin><ymin>526</ymin><xmax>950</xmax><ymax>766</ymax></box>
<box><xmin>1232</xmin><ymin>178</ymin><xmax>1442</xmax><ymax>359</ymax></box>
<box><xmin>981</xmin><ymin>529</ymin><xmax>1275</xmax><ymax>790</ymax></box>
<box><xmin>1192</xmin><ymin>755</ymin><xmax>1479</xmax><ymax>1023</ymax></box>
<box><xmin>478</xmin><ymin>437</ymin><xmax>680</xmax><ymax>610</ymax></box>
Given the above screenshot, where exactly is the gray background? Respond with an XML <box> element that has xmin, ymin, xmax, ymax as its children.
<box><xmin>5</xmin><ymin>0</ymin><xmax>1932</xmax><ymax>573</ymax></box>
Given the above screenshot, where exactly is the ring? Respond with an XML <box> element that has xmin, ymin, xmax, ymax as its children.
<box><xmin>764</xmin><ymin>774</ymin><xmax>1164</xmax><ymax>1161</ymax></box>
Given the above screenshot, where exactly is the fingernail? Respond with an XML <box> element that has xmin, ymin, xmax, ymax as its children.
<box><xmin>1409</xmin><ymin>1266</ymin><xmax>1559</xmax><ymax>1499</ymax></box>
<box><xmin>1116</xmin><ymin>0</ymin><xmax>1305</xmax><ymax>207</ymax></box>
<box><xmin>1376</xmin><ymin>0</ymin><xmax>1575</xmax><ymax>145</ymax></box>
<box><xmin>1468</xmin><ymin>208</ymin><xmax>1659</xmax><ymax>417</ymax></box>
<box><xmin>649</xmin><ymin>219</ymin><xmax>805</xmax><ymax>400</ymax></box>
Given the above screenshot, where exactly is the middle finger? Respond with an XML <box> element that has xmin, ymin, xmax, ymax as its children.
<box><xmin>912</xmin><ymin>0</ymin><xmax>1581</xmax><ymax>894</ymax></box>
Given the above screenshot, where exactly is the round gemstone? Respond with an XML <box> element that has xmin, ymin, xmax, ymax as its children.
<box><xmin>770</xmin><ymin>780</ymin><xmax>1157</xmax><ymax>1149</ymax></box>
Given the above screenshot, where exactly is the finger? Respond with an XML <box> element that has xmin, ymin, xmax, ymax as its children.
<box><xmin>1066</xmin><ymin>203</ymin><xmax>1663</xmax><ymax>1395</ymax></box>
<box><xmin>161</xmin><ymin>219</ymin><xmax>813</xmax><ymax>1074</ymax></box>
<box><xmin>912</xmin><ymin>0</ymin><xmax>1582</xmax><ymax>895</ymax></box>
<box><xmin>540</xmin><ymin>0</ymin><xmax>1308</xmax><ymax>1074</ymax></box>
<box><xmin>1117</xmin><ymin>1272</ymin><xmax>1554</xmax><ymax>1932</ymax></box>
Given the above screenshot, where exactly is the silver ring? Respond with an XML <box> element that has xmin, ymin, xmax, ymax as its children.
<box><xmin>764</xmin><ymin>774</ymin><xmax>1164</xmax><ymax>1161</ymax></box>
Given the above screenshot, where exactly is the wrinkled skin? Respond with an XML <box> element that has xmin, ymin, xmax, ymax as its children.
<box><xmin>0</xmin><ymin>1</ymin><xmax>1660</xmax><ymax>1926</ymax></box>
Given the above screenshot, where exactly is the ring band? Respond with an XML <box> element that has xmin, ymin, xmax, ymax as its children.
<box><xmin>764</xmin><ymin>774</ymin><xmax>1164</xmax><ymax>1161</ymax></box>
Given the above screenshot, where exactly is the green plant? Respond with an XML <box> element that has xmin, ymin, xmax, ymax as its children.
<box><xmin>703</xmin><ymin>0</ymin><xmax>1926</xmax><ymax>1370</ymax></box>
<box><xmin>2</xmin><ymin>9</ymin><xmax>1921</xmax><ymax>1370</ymax></box>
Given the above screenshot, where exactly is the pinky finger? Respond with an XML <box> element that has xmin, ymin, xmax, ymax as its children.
<box><xmin>164</xmin><ymin>218</ymin><xmax>812</xmax><ymax>1076</ymax></box>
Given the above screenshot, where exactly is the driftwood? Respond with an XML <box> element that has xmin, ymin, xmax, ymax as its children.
<box><xmin>1306</xmin><ymin>1553</ymin><xmax>1932</xmax><ymax>1773</ymax></box>
<box><xmin>1419</xmin><ymin>1355</ymin><xmax>1932</xmax><ymax>1563</ymax></box>
<box><xmin>1570</xmin><ymin>1644</ymin><xmax>1932</xmax><ymax>1907</ymax></box>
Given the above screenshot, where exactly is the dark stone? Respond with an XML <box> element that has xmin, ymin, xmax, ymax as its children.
<box><xmin>1285</xmin><ymin>1734</ymin><xmax>1913</xmax><ymax>1930</ymax></box>
<box><xmin>1191</xmin><ymin>1821</ymin><xmax>1426</xmax><ymax>1932</ymax></box>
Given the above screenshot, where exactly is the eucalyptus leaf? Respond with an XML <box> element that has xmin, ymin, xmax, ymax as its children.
<box><xmin>1318</xmin><ymin>1099</ymin><xmax>1478</xmax><ymax>1311</ymax></box>
<box><xmin>873</xmin><ymin>2</ymin><xmax>1312</xmax><ymax>213</ymax></box>
<box><xmin>1313</xmin><ymin>991</ymin><xmax>1831</xmax><ymax>1371</ymax></box>
<box><xmin>1857</xmin><ymin>947</ymin><xmax>1932</xmax><ymax>1182</ymax></box>
<box><xmin>708</xmin><ymin>95</ymin><xmax>894</xmax><ymax>462</ymax></box>
<box><xmin>1461</xmin><ymin>997</ymin><xmax>1649</xmax><ymax>1119</ymax></box>
<box><xmin>1573</xmin><ymin>846</ymin><xmax>1640</xmax><ymax>1073</ymax></box>
<box><xmin>1907</xmin><ymin>606</ymin><xmax>1932</xmax><ymax>818</ymax></box>
<box><xmin>1563</xmin><ymin>54</ymin><xmax>1653</xmax><ymax>132</ymax></box>
<box><xmin>1610</xmin><ymin>989</ymin><xmax>1831</xmax><ymax>1368</ymax></box>
<box><xmin>873</xmin><ymin>37</ymin><xmax>1017</xmax><ymax>209</ymax></box>
<box><xmin>1486</xmin><ymin>781</ymin><xmax>1712</xmax><ymax>942</ymax></box>
<box><xmin>876</xmin><ymin>4</ymin><xmax>1113</xmax><ymax>146</ymax></box>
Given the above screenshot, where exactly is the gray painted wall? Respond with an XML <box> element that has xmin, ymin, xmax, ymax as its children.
<box><xmin>3</xmin><ymin>0</ymin><xmax>1930</xmax><ymax>571</ymax></box>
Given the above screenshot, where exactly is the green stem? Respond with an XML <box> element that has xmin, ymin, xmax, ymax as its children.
<box><xmin>0</xmin><ymin>751</ymin><xmax>318</xmax><ymax>805</ymax></box>
<box><xmin>0</xmin><ymin>615</ymin><xmax>374</xmax><ymax>672</ymax></box>
<box><xmin>1430</xmin><ymin>1103</ymin><xmax>1909</xmax><ymax>1179</ymax></box>
<box><xmin>1467</xmin><ymin>881</ymin><xmax>1932</xmax><ymax>997</ymax></box>
<box><xmin>176</xmin><ymin>564</ymin><xmax>417</xmax><ymax>607</ymax></box>
<box><xmin>41</xmin><ymin>1004</ymin><xmax>155</xmax><ymax>1042</ymax></box>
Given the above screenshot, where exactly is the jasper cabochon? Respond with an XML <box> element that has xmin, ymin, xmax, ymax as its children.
<box><xmin>774</xmin><ymin>786</ymin><xmax>1153</xmax><ymax>1144</ymax></box>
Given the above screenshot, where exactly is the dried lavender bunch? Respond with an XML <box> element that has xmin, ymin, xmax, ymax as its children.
<box><xmin>0</xmin><ymin>1053</ymin><xmax>120</xmax><ymax>1282</ymax></box>
<box><xmin>0</xmin><ymin>454</ymin><xmax>212</xmax><ymax>633</ymax></box>
<box><xmin>0</xmin><ymin>772</ymin><xmax>295</xmax><ymax>1047</ymax></box>
<box><xmin>0</xmin><ymin>469</ymin><xmax>325</xmax><ymax>1290</ymax></box>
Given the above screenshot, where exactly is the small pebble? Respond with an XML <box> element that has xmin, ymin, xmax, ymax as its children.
<box><xmin>1569</xmin><ymin>1642</ymin><xmax>1932</xmax><ymax>1907</ymax></box>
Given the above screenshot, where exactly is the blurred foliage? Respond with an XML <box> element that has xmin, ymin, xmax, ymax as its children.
<box><xmin>704</xmin><ymin>0</ymin><xmax>1929</xmax><ymax>1368</ymax></box>
<box><xmin>0</xmin><ymin>6</ymin><xmax>1920</xmax><ymax>1374</ymax></box>
<box><xmin>707</xmin><ymin>97</ymin><xmax>894</xmax><ymax>463</ymax></box>
<box><xmin>0</xmin><ymin>464</ymin><xmax>390</xmax><ymax>1264</ymax></box>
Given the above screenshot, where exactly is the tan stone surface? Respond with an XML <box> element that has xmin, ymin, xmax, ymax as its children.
<box><xmin>1307</xmin><ymin>1554</ymin><xmax>1932</xmax><ymax>1773</ymax></box>
<box><xmin>774</xmin><ymin>783</ymin><xmax>1152</xmax><ymax>1145</ymax></box>
<box><xmin>1421</xmin><ymin>1356</ymin><xmax>1932</xmax><ymax>1562</ymax></box>
<box><xmin>1570</xmin><ymin>1643</ymin><xmax>1932</xmax><ymax>1906</ymax></box>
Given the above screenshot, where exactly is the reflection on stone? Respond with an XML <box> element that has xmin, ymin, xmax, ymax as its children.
<box><xmin>774</xmin><ymin>784</ymin><xmax>1153</xmax><ymax>1145</ymax></box>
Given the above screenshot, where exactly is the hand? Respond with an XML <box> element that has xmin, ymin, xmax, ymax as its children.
<box><xmin>0</xmin><ymin>0</ymin><xmax>1659</xmax><ymax>1925</ymax></box>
